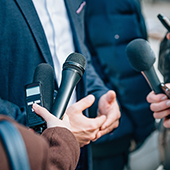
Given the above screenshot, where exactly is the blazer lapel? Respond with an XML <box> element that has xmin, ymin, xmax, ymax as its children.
<box><xmin>64</xmin><ymin>0</ymin><xmax>86</xmax><ymax>51</ymax></box>
<box><xmin>64</xmin><ymin>0</ymin><xmax>88</xmax><ymax>102</ymax></box>
<box><xmin>14</xmin><ymin>0</ymin><xmax>54</xmax><ymax>66</ymax></box>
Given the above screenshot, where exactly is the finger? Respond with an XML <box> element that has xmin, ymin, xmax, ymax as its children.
<box><xmin>79</xmin><ymin>115</ymin><xmax>106</xmax><ymax>137</ymax></box>
<box><xmin>166</xmin><ymin>83</ymin><xmax>170</xmax><ymax>88</ymax></box>
<box><xmin>92</xmin><ymin>115</ymin><xmax>106</xmax><ymax>129</ymax></box>
<box><xmin>154</xmin><ymin>110</ymin><xmax>170</xmax><ymax>119</ymax></box>
<box><xmin>164</xmin><ymin>118</ymin><xmax>170</xmax><ymax>128</ymax></box>
<box><xmin>101</xmin><ymin>115</ymin><xmax>119</xmax><ymax>130</ymax></box>
<box><xmin>167</xmin><ymin>33</ymin><xmax>170</xmax><ymax>40</ymax></box>
<box><xmin>151</xmin><ymin>100</ymin><xmax>170</xmax><ymax>112</ymax></box>
<box><xmin>32</xmin><ymin>103</ymin><xmax>55</xmax><ymax>121</ymax></box>
<box><xmin>100</xmin><ymin>104</ymin><xmax>120</xmax><ymax>130</ymax></box>
<box><xmin>105</xmin><ymin>90</ymin><xmax>116</xmax><ymax>104</ymax></box>
<box><xmin>28</xmin><ymin>128</ymin><xmax>35</xmax><ymax>133</ymax></box>
<box><xmin>95</xmin><ymin>120</ymin><xmax>119</xmax><ymax>140</ymax></box>
<box><xmin>68</xmin><ymin>95</ymin><xmax>95</xmax><ymax>112</ymax></box>
<box><xmin>146</xmin><ymin>91</ymin><xmax>167</xmax><ymax>103</ymax></box>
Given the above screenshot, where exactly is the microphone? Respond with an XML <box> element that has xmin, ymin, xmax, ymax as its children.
<box><xmin>52</xmin><ymin>52</ymin><xmax>86</xmax><ymax>119</ymax></box>
<box><xmin>33</xmin><ymin>63</ymin><xmax>55</xmax><ymax>112</ymax></box>
<box><xmin>126</xmin><ymin>38</ymin><xmax>163</xmax><ymax>94</ymax></box>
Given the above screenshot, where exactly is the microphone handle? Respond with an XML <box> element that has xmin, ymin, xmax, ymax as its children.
<box><xmin>142</xmin><ymin>66</ymin><xmax>163</xmax><ymax>94</ymax></box>
<box><xmin>52</xmin><ymin>69</ymin><xmax>81</xmax><ymax>119</ymax></box>
<box><xmin>142</xmin><ymin>67</ymin><xmax>170</xmax><ymax>119</ymax></box>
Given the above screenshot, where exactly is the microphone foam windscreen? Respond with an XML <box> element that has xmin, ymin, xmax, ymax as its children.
<box><xmin>33</xmin><ymin>63</ymin><xmax>54</xmax><ymax>112</ymax></box>
<box><xmin>126</xmin><ymin>38</ymin><xmax>156</xmax><ymax>72</ymax></box>
<box><xmin>63</xmin><ymin>52</ymin><xmax>86</xmax><ymax>76</ymax></box>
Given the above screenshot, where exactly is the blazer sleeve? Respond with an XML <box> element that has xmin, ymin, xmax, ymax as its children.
<box><xmin>0</xmin><ymin>98</ymin><xmax>27</xmax><ymax>125</ymax></box>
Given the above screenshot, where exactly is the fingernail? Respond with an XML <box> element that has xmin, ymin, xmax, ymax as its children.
<box><xmin>162</xmin><ymin>96</ymin><xmax>168</xmax><ymax>100</ymax></box>
<box><xmin>33</xmin><ymin>103</ymin><xmax>39</xmax><ymax>109</ymax></box>
<box><xmin>87</xmin><ymin>95</ymin><xmax>94</xmax><ymax>102</ymax></box>
<box><xmin>166</xmin><ymin>101</ymin><xmax>170</xmax><ymax>106</ymax></box>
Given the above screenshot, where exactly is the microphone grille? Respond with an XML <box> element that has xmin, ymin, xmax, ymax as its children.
<box><xmin>33</xmin><ymin>63</ymin><xmax>54</xmax><ymax>111</ymax></box>
<box><xmin>126</xmin><ymin>38</ymin><xmax>156</xmax><ymax>72</ymax></box>
<box><xmin>33</xmin><ymin>63</ymin><xmax>54</xmax><ymax>82</ymax></box>
<box><xmin>63</xmin><ymin>52</ymin><xmax>86</xmax><ymax>76</ymax></box>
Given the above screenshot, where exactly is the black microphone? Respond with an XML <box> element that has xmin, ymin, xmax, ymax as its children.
<box><xmin>126</xmin><ymin>38</ymin><xmax>163</xmax><ymax>94</ymax></box>
<box><xmin>33</xmin><ymin>63</ymin><xmax>55</xmax><ymax>112</ymax></box>
<box><xmin>52</xmin><ymin>52</ymin><xmax>86</xmax><ymax>119</ymax></box>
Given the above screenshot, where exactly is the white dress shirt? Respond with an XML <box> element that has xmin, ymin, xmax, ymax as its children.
<box><xmin>32</xmin><ymin>0</ymin><xmax>77</xmax><ymax>107</ymax></box>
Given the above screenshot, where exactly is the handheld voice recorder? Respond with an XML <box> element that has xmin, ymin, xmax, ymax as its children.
<box><xmin>25</xmin><ymin>82</ymin><xmax>46</xmax><ymax>133</ymax></box>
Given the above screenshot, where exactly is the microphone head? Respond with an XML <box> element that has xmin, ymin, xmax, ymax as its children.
<box><xmin>126</xmin><ymin>38</ymin><xmax>156</xmax><ymax>72</ymax></box>
<box><xmin>63</xmin><ymin>52</ymin><xmax>86</xmax><ymax>77</ymax></box>
<box><xmin>33</xmin><ymin>63</ymin><xmax>54</xmax><ymax>112</ymax></box>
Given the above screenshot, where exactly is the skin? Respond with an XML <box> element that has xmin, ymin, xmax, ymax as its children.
<box><xmin>147</xmin><ymin>87</ymin><xmax>170</xmax><ymax>128</ymax></box>
<box><xmin>33</xmin><ymin>91</ymin><xmax>120</xmax><ymax>147</ymax></box>
<box><xmin>96</xmin><ymin>90</ymin><xmax>120</xmax><ymax>139</ymax></box>
<box><xmin>167</xmin><ymin>33</ymin><xmax>170</xmax><ymax>39</ymax></box>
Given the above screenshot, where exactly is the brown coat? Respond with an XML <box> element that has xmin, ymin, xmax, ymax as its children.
<box><xmin>0</xmin><ymin>115</ymin><xmax>80</xmax><ymax>170</ymax></box>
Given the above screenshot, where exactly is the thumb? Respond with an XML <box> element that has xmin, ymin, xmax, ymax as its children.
<box><xmin>106</xmin><ymin>90</ymin><xmax>116</xmax><ymax>104</ymax></box>
<box><xmin>68</xmin><ymin>95</ymin><xmax>95</xmax><ymax>113</ymax></box>
<box><xmin>167</xmin><ymin>33</ymin><xmax>170</xmax><ymax>39</ymax></box>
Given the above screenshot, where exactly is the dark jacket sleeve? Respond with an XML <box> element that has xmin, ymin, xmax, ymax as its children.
<box><xmin>84</xmin><ymin>0</ymin><xmax>155</xmax><ymax>144</ymax></box>
<box><xmin>0</xmin><ymin>98</ymin><xmax>27</xmax><ymax>125</ymax></box>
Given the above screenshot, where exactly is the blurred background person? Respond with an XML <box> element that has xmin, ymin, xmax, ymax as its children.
<box><xmin>85</xmin><ymin>0</ymin><xmax>155</xmax><ymax>169</ymax></box>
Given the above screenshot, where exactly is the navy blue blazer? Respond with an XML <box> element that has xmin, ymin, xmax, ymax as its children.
<box><xmin>0</xmin><ymin>0</ymin><xmax>108</xmax><ymax>169</ymax></box>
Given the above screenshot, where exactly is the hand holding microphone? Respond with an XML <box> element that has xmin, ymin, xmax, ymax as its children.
<box><xmin>126</xmin><ymin>38</ymin><xmax>170</xmax><ymax>119</ymax></box>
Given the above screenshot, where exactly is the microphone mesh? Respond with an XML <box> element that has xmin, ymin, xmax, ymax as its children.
<box><xmin>126</xmin><ymin>38</ymin><xmax>156</xmax><ymax>72</ymax></box>
<box><xmin>33</xmin><ymin>63</ymin><xmax>54</xmax><ymax>112</ymax></box>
